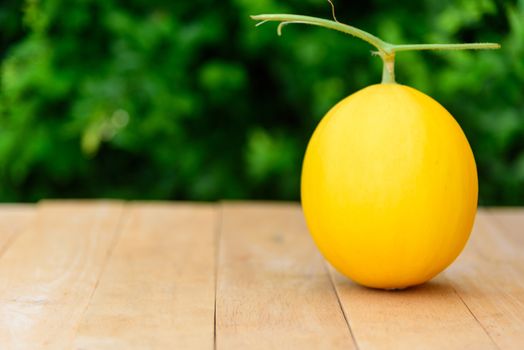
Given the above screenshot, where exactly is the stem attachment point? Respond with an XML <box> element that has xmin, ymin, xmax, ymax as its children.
<box><xmin>380</xmin><ymin>53</ymin><xmax>396</xmax><ymax>84</ymax></box>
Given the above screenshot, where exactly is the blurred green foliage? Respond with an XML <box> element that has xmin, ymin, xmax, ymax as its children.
<box><xmin>0</xmin><ymin>0</ymin><xmax>522</xmax><ymax>204</ymax></box>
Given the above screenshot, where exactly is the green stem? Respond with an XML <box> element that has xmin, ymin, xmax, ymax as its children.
<box><xmin>251</xmin><ymin>13</ymin><xmax>500</xmax><ymax>84</ymax></box>
<box><xmin>251</xmin><ymin>14</ymin><xmax>391</xmax><ymax>54</ymax></box>
<box><xmin>394</xmin><ymin>43</ymin><xmax>501</xmax><ymax>52</ymax></box>
<box><xmin>380</xmin><ymin>53</ymin><xmax>396</xmax><ymax>84</ymax></box>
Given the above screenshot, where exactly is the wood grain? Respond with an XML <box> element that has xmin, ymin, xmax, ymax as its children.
<box><xmin>329</xmin><ymin>211</ymin><xmax>497</xmax><ymax>349</ymax></box>
<box><xmin>0</xmin><ymin>204</ymin><xmax>35</xmax><ymax>256</ymax></box>
<box><xmin>330</xmin><ymin>273</ymin><xmax>495</xmax><ymax>349</ymax></box>
<box><xmin>488</xmin><ymin>208</ymin><xmax>524</xmax><ymax>247</ymax></box>
<box><xmin>445</xmin><ymin>210</ymin><xmax>524</xmax><ymax>349</ymax></box>
<box><xmin>0</xmin><ymin>202</ymin><xmax>523</xmax><ymax>349</ymax></box>
<box><xmin>216</xmin><ymin>203</ymin><xmax>355</xmax><ymax>350</ymax></box>
<box><xmin>74</xmin><ymin>203</ymin><xmax>217</xmax><ymax>350</ymax></box>
<box><xmin>0</xmin><ymin>201</ymin><xmax>124</xmax><ymax>350</ymax></box>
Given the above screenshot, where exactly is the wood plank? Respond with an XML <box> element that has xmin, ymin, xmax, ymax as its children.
<box><xmin>330</xmin><ymin>211</ymin><xmax>497</xmax><ymax>349</ymax></box>
<box><xmin>445</xmin><ymin>210</ymin><xmax>524</xmax><ymax>349</ymax></box>
<box><xmin>488</xmin><ymin>208</ymin><xmax>524</xmax><ymax>247</ymax></box>
<box><xmin>216</xmin><ymin>203</ymin><xmax>355</xmax><ymax>350</ymax></box>
<box><xmin>0</xmin><ymin>204</ymin><xmax>35</xmax><ymax>255</ymax></box>
<box><xmin>74</xmin><ymin>203</ymin><xmax>217</xmax><ymax>350</ymax></box>
<box><xmin>0</xmin><ymin>201</ymin><xmax>124</xmax><ymax>349</ymax></box>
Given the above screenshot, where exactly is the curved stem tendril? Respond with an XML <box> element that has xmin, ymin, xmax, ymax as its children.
<box><xmin>251</xmin><ymin>14</ymin><xmax>389</xmax><ymax>54</ymax></box>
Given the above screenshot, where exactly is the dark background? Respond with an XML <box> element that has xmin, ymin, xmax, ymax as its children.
<box><xmin>0</xmin><ymin>0</ymin><xmax>522</xmax><ymax>204</ymax></box>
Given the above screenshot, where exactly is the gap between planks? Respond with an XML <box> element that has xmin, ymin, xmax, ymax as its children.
<box><xmin>213</xmin><ymin>204</ymin><xmax>224</xmax><ymax>350</ymax></box>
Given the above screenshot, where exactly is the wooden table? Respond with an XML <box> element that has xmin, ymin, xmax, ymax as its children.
<box><xmin>0</xmin><ymin>201</ymin><xmax>522</xmax><ymax>349</ymax></box>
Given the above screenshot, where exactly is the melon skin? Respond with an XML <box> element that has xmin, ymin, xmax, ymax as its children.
<box><xmin>301</xmin><ymin>84</ymin><xmax>478</xmax><ymax>289</ymax></box>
